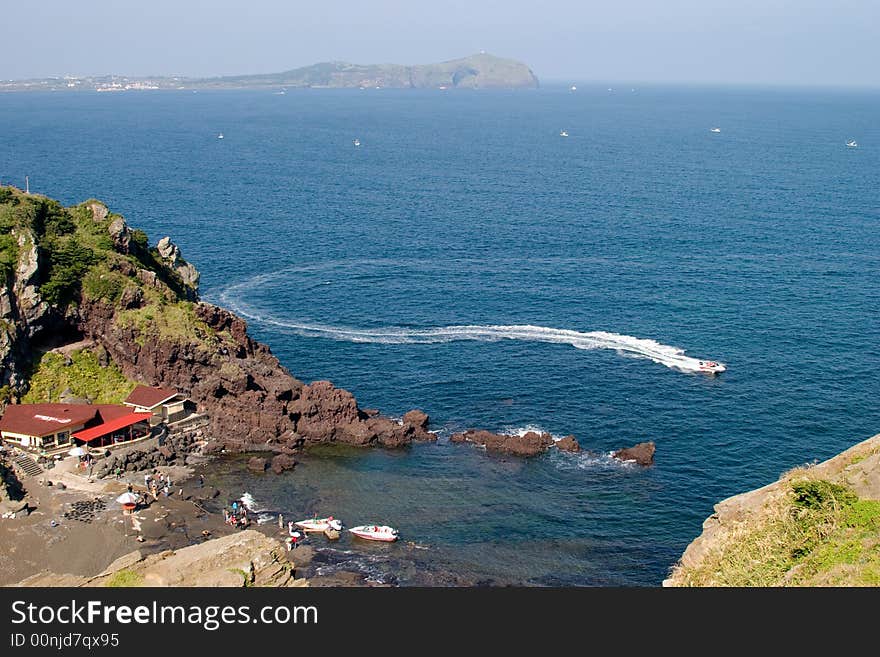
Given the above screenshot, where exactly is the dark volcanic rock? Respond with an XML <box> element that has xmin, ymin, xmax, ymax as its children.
<box><xmin>247</xmin><ymin>457</ymin><xmax>268</xmax><ymax>473</ymax></box>
<box><xmin>451</xmin><ymin>429</ymin><xmax>555</xmax><ymax>456</ymax></box>
<box><xmin>555</xmin><ymin>435</ymin><xmax>581</xmax><ymax>453</ymax></box>
<box><xmin>612</xmin><ymin>441</ymin><xmax>655</xmax><ymax>466</ymax></box>
<box><xmin>402</xmin><ymin>409</ymin><xmax>429</xmax><ymax>431</ymax></box>
<box><xmin>270</xmin><ymin>453</ymin><xmax>297</xmax><ymax>475</ymax></box>
<box><xmin>292</xmin><ymin>381</ymin><xmax>360</xmax><ymax>442</ymax></box>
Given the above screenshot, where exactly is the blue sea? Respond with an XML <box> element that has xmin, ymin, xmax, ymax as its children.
<box><xmin>2</xmin><ymin>85</ymin><xmax>878</xmax><ymax>585</ymax></box>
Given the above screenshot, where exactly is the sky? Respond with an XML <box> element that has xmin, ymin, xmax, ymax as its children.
<box><xmin>2</xmin><ymin>0</ymin><xmax>879</xmax><ymax>87</ymax></box>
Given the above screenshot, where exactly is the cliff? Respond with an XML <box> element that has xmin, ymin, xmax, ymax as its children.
<box><xmin>0</xmin><ymin>186</ymin><xmax>433</xmax><ymax>451</ymax></box>
<box><xmin>664</xmin><ymin>433</ymin><xmax>880</xmax><ymax>586</ymax></box>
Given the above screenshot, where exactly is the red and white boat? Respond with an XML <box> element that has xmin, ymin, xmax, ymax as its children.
<box><xmin>348</xmin><ymin>525</ymin><xmax>399</xmax><ymax>542</ymax></box>
<box><xmin>697</xmin><ymin>360</ymin><xmax>726</xmax><ymax>374</ymax></box>
<box><xmin>294</xmin><ymin>516</ymin><xmax>343</xmax><ymax>532</ymax></box>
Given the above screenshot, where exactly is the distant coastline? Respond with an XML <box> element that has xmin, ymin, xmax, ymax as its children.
<box><xmin>0</xmin><ymin>53</ymin><xmax>538</xmax><ymax>93</ymax></box>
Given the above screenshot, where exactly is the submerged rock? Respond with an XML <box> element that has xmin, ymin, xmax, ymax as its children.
<box><xmin>247</xmin><ymin>457</ymin><xmax>268</xmax><ymax>473</ymax></box>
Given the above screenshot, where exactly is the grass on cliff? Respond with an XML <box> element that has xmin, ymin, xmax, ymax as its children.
<box><xmin>674</xmin><ymin>477</ymin><xmax>880</xmax><ymax>586</ymax></box>
<box><xmin>105</xmin><ymin>569</ymin><xmax>143</xmax><ymax>588</ymax></box>
<box><xmin>22</xmin><ymin>349</ymin><xmax>137</xmax><ymax>405</ymax></box>
<box><xmin>0</xmin><ymin>186</ymin><xmax>191</xmax><ymax>307</ymax></box>
<box><xmin>116</xmin><ymin>301</ymin><xmax>218</xmax><ymax>347</ymax></box>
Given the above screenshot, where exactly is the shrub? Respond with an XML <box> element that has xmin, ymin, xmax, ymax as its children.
<box><xmin>791</xmin><ymin>480</ymin><xmax>857</xmax><ymax>510</ymax></box>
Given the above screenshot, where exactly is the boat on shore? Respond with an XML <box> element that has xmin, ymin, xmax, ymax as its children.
<box><xmin>349</xmin><ymin>525</ymin><xmax>399</xmax><ymax>542</ymax></box>
<box><xmin>294</xmin><ymin>516</ymin><xmax>342</xmax><ymax>532</ymax></box>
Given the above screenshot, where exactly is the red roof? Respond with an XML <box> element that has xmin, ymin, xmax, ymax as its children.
<box><xmin>71</xmin><ymin>412</ymin><xmax>152</xmax><ymax>443</ymax></box>
<box><xmin>0</xmin><ymin>404</ymin><xmax>99</xmax><ymax>438</ymax></box>
<box><xmin>124</xmin><ymin>385</ymin><xmax>179</xmax><ymax>409</ymax></box>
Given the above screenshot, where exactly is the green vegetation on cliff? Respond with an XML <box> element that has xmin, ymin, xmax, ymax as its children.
<box><xmin>0</xmin><ymin>185</ymin><xmax>208</xmax><ymax>402</ymax></box>
<box><xmin>22</xmin><ymin>349</ymin><xmax>137</xmax><ymax>405</ymax></box>
<box><xmin>674</xmin><ymin>474</ymin><xmax>880</xmax><ymax>586</ymax></box>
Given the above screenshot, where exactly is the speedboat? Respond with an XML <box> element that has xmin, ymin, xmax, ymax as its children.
<box><xmin>846</xmin><ymin>140</ymin><xmax>858</xmax><ymax>148</ymax></box>
<box><xmin>353</xmin><ymin>138</ymin><xmax>361</xmax><ymax>147</ymax></box>
<box><xmin>294</xmin><ymin>516</ymin><xmax>342</xmax><ymax>532</ymax></box>
<box><xmin>349</xmin><ymin>525</ymin><xmax>399</xmax><ymax>542</ymax></box>
<box><xmin>217</xmin><ymin>133</ymin><xmax>224</xmax><ymax>139</ymax></box>
<box><xmin>697</xmin><ymin>360</ymin><xmax>726</xmax><ymax>374</ymax></box>
<box><xmin>559</xmin><ymin>130</ymin><xmax>569</xmax><ymax>137</ymax></box>
<box><xmin>710</xmin><ymin>127</ymin><xmax>721</xmax><ymax>133</ymax></box>
<box><xmin>570</xmin><ymin>85</ymin><xmax>577</xmax><ymax>91</ymax></box>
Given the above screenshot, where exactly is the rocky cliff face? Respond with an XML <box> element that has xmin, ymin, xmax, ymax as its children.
<box><xmin>0</xmin><ymin>227</ymin><xmax>62</xmax><ymax>393</ymax></box>
<box><xmin>0</xmin><ymin>187</ymin><xmax>434</xmax><ymax>452</ymax></box>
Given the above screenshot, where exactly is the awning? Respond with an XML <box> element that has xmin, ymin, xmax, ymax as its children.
<box><xmin>71</xmin><ymin>413</ymin><xmax>152</xmax><ymax>443</ymax></box>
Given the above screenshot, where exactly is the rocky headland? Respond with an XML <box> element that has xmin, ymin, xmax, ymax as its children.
<box><xmin>0</xmin><ymin>186</ymin><xmax>434</xmax><ymax>455</ymax></box>
<box><xmin>665</xmin><ymin>433</ymin><xmax>880</xmax><ymax>586</ymax></box>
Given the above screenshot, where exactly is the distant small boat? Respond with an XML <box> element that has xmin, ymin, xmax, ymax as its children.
<box><xmin>846</xmin><ymin>139</ymin><xmax>858</xmax><ymax>148</ymax></box>
<box><xmin>353</xmin><ymin>138</ymin><xmax>361</xmax><ymax>147</ymax></box>
<box><xmin>349</xmin><ymin>525</ymin><xmax>399</xmax><ymax>542</ymax></box>
<box><xmin>710</xmin><ymin>128</ymin><xmax>721</xmax><ymax>133</ymax></box>
<box><xmin>217</xmin><ymin>133</ymin><xmax>224</xmax><ymax>139</ymax></box>
<box><xmin>559</xmin><ymin>130</ymin><xmax>569</xmax><ymax>137</ymax></box>
<box><xmin>570</xmin><ymin>85</ymin><xmax>577</xmax><ymax>91</ymax></box>
<box><xmin>274</xmin><ymin>90</ymin><xmax>286</xmax><ymax>95</ymax></box>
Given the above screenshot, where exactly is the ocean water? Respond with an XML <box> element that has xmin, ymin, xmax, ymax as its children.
<box><xmin>2</xmin><ymin>85</ymin><xmax>879</xmax><ymax>585</ymax></box>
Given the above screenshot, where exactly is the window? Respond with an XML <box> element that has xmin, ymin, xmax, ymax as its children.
<box><xmin>56</xmin><ymin>431</ymin><xmax>70</xmax><ymax>445</ymax></box>
<box><xmin>40</xmin><ymin>434</ymin><xmax>55</xmax><ymax>447</ymax></box>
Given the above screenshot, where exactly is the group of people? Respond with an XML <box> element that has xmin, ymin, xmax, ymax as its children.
<box><xmin>223</xmin><ymin>500</ymin><xmax>250</xmax><ymax>529</ymax></box>
<box><xmin>144</xmin><ymin>472</ymin><xmax>173</xmax><ymax>500</ymax></box>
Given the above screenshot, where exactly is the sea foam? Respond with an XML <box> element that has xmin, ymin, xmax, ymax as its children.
<box><xmin>219</xmin><ymin>271</ymin><xmax>723</xmax><ymax>374</ymax></box>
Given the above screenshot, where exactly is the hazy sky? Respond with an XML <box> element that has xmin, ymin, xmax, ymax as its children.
<box><xmin>3</xmin><ymin>0</ymin><xmax>879</xmax><ymax>86</ymax></box>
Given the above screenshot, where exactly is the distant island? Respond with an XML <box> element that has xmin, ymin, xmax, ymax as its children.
<box><xmin>0</xmin><ymin>53</ymin><xmax>539</xmax><ymax>93</ymax></box>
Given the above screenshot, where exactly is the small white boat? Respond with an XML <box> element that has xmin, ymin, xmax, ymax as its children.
<box><xmin>710</xmin><ymin>127</ymin><xmax>721</xmax><ymax>133</ymax></box>
<box><xmin>846</xmin><ymin>139</ymin><xmax>858</xmax><ymax>148</ymax></box>
<box><xmin>559</xmin><ymin>130</ymin><xmax>569</xmax><ymax>137</ymax></box>
<box><xmin>570</xmin><ymin>85</ymin><xmax>577</xmax><ymax>91</ymax></box>
<box><xmin>217</xmin><ymin>133</ymin><xmax>224</xmax><ymax>139</ymax></box>
<box><xmin>353</xmin><ymin>138</ymin><xmax>361</xmax><ymax>147</ymax></box>
<box><xmin>697</xmin><ymin>360</ymin><xmax>726</xmax><ymax>374</ymax></box>
<box><xmin>349</xmin><ymin>525</ymin><xmax>399</xmax><ymax>542</ymax></box>
<box><xmin>294</xmin><ymin>516</ymin><xmax>342</xmax><ymax>532</ymax></box>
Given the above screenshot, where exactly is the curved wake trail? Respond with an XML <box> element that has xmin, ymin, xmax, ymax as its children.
<box><xmin>219</xmin><ymin>282</ymin><xmax>722</xmax><ymax>373</ymax></box>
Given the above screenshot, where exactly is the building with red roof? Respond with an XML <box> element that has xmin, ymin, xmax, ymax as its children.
<box><xmin>124</xmin><ymin>385</ymin><xmax>193</xmax><ymax>423</ymax></box>
<box><xmin>0</xmin><ymin>403</ymin><xmax>152</xmax><ymax>452</ymax></box>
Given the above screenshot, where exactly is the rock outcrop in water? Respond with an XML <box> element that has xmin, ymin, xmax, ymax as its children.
<box><xmin>0</xmin><ymin>187</ymin><xmax>435</xmax><ymax>454</ymax></box>
<box><xmin>611</xmin><ymin>442</ymin><xmax>655</xmax><ymax>466</ymax></box>
<box><xmin>451</xmin><ymin>429</ymin><xmax>557</xmax><ymax>456</ymax></box>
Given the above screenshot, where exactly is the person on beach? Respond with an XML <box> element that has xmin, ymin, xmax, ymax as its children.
<box><xmin>144</xmin><ymin>474</ymin><xmax>152</xmax><ymax>488</ymax></box>
<box><xmin>127</xmin><ymin>483</ymin><xmax>133</xmax><ymax>493</ymax></box>
<box><xmin>198</xmin><ymin>474</ymin><xmax>204</xmax><ymax>488</ymax></box>
<box><xmin>278</xmin><ymin>514</ymin><xmax>283</xmax><ymax>529</ymax></box>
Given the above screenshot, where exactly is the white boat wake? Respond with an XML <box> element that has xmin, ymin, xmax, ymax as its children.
<box><xmin>218</xmin><ymin>267</ymin><xmax>725</xmax><ymax>375</ymax></box>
